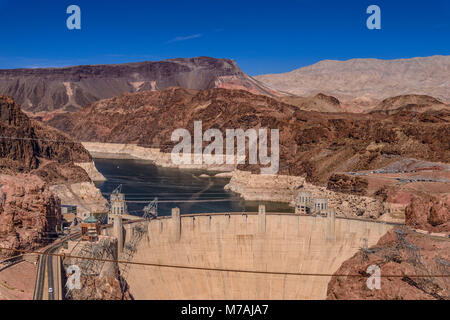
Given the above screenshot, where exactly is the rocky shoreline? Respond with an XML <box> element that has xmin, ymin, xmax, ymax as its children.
<box><xmin>82</xmin><ymin>142</ymin><xmax>235</xmax><ymax>172</ymax></box>
<box><xmin>225</xmin><ymin>170</ymin><xmax>388</xmax><ymax>219</ymax></box>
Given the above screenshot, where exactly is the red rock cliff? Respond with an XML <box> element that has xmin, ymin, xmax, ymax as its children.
<box><xmin>0</xmin><ymin>95</ymin><xmax>91</xmax><ymax>183</ymax></box>
<box><xmin>0</xmin><ymin>174</ymin><xmax>61</xmax><ymax>257</ymax></box>
<box><xmin>0</xmin><ymin>96</ymin><xmax>95</xmax><ymax>257</ymax></box>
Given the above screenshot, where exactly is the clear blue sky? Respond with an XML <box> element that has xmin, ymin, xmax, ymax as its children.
<box><xmin>0</xmin><ymin>0</ymin><xmax>449</xmax><ymax>75</ymax></box>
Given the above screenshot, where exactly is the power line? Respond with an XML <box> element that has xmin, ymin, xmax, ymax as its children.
<box><xmin>0</xmin><ymin>246</ymin><xmax>449</xmax><ymax>278</ymax></box>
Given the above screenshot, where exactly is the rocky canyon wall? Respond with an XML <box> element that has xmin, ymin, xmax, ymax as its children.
<box><xmin>0</xmin><ymin>174</ymin><xmax>61</xmax><ymax>257</ymax></box>
<box><xmin>0</xmin><ymin>96</ymin><xmax>108</xmax><ymax>252</ymax></box>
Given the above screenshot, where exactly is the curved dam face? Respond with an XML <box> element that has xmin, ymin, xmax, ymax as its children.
<box><xmin>114</xmin><ymin>212</ymin><xmax>395</xmax><ymax>299</ymax></box>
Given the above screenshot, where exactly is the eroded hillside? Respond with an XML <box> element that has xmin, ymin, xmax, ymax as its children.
<box><xmin>47</xmin><ymin>88</ymin><xmax>450</xmax><ymax>184</ymax></box>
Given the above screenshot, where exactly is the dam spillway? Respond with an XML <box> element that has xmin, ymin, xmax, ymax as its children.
<box><xmin>104</xmin><ymin>212</ymin><xmax>397</xmax><ymax>299</ymax></box>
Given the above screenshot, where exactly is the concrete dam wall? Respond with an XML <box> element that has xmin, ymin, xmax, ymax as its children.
<box><xmin>107</xmin><ymin>211</ymin><xmax>397</xmax><ymax>299</ymax></box>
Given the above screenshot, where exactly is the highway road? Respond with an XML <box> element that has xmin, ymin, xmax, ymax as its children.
<box><xmin>47</xmin><ymin>245</ymin><xmax>60</xmax><ymax>300</ymax></box>
<box><xmin>33</xmin><ymin>245</ymin><xmax>53</xmax><ymax>300</ymax></box>
<box><xmin>33</xmin><ymin>232</ymin><xmax>81</xmax><ymax>300</ymax></box>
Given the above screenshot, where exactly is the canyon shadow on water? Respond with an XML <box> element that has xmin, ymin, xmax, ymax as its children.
<box><xmin>94</xmin><ymin>158</ymin><xmax>292</xmax><ymax>217</ymax></box>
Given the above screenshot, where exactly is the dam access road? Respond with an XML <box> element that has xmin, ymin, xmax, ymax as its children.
<box><xmin>33</xmin><ymin>231</ymin><xmax>81</xmax><ymax>300</ymax></box>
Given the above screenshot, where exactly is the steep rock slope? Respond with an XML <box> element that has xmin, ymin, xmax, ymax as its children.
<box><xmin>0</xmin><ymin>95</ymin><xmax>91</xmax><ymax>183</ymax></box>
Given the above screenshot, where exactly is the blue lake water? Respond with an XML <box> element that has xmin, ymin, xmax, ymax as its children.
<box><xmin>94</xmin><ymin>158</ymin><xmax>292</xmax><ymax>217</ymax></box>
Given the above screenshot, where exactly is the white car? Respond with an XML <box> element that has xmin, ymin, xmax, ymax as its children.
<box><xmin>48</xmin><ymin>288</ymin><xmax>53</xmax><ymax>294</ymax></box>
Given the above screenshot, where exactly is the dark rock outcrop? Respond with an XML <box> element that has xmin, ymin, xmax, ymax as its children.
<box><xmin>370</xmin><ymin>94</ymin><xmax>449</xmax><ymax>115</ymax></box>
<box><xmin>405</xmin><ymin>194</ymin><xmax>450</xmax><ymax>233</ymax></box>
<box><xmin>279</xmin><ymin>92</ymin><xmax>346</xmax><ymax>112</ymax></box>
<box><xmin>314</xmin><ymin>93</ymin><xmax>341</xmax><ymax>106</ymax></box>
<box><xmin>376</xmin><ymin>94</ymin><xmax>444</xmax><ymax>110</ymax></box>
<box><xmin>327</xmin><ymin>174</ymin><xmax>369</xmax><ymax>196</ymax></box>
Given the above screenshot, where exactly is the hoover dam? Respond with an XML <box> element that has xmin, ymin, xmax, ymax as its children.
<box><xmin>103</xmin><ymin>208</ymin><xmax>399</xmax><ymax>299</ymax></box>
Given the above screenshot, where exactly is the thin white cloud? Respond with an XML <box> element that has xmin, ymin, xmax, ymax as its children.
<box><xmin>166</xmin><ymin>33</ymin><xmax>203</xmax><ymax>44</ymax></box>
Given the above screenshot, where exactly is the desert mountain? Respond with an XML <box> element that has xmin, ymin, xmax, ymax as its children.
<box><xmin>0</xmin><ymin>57</ymin><xmax>278</xmax><ymax>114</ymax></box>
<box><xmin>46</xmin><ymin>87</ymin><xmax>450</xmax><ymax>184</ymax></box>
<box><xmin>255</xmin><ymin>55</ymin><xmax>450</xmax><ymax>106</ymax></box>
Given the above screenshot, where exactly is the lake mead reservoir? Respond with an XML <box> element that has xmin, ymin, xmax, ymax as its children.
<box><xmin>94</xmin><ymin>158</ymin><xmax>291</xmax><ymax>216</ymax></box>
